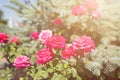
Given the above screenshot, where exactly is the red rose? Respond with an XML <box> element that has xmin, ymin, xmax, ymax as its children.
<box><xmin>72</xmin><ymin>35</ymin><xmax>95</xmax><ymax>56</ymax></box>
<box><xmin>13</xmin><ymin>56</ymin><xmax>31</xmax><ymax>69</ymax></box>
<box><xmin>30</xmin><ymin>32</ymin><xmax>40</xmax><ymax>39</ymax></box>
<box><xmin>45</xmin><ymin>35</ymin><xmax>66</xmax><ymax>49</ymax></box>
<box><xmin>10</xmin><ymin>36</ymin><xmax>20</xmax><ymax>44</ymax></box>
<box><xmin>36</xmin><ymin>48</ymin><xmax>54</xmax><ymax>64</ymax></box>
<box><xmin>62</xmin><ymin>45</ymin><xmax>76</xmax><ymax>59</ymax></box>
<box><xmin>0</xmin><ymin>33</ymin><xmax>9</xmax><ymax>43</ymax></box>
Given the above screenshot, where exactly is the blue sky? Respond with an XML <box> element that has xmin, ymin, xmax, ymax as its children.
<box><xmin>0</xmin><ymin>0</ymin><xmax>35</xmax><ymax>21</ymax></box>
<box><xmin>0</xmin><ymin>0</ymin><xmax>20</xmax><ymax>21</ymax></box>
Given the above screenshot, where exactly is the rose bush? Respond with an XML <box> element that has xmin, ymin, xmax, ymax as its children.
<box><xmin>0</xmin><ymin>31</ymin><xmax>96</xmax><ymax>80</ymax></box>
<box><xmin>0</xmin><ymin>0</ymin><xmax>120</xmax><ymax>80</ymax></box>
<box><xmin>0</xmin><ymin>29</ymin><xmax>120</xmax><ymax>80</ymax></box>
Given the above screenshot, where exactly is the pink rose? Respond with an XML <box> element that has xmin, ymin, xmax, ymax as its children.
<box><xmin>72</xmin><ymin>35</ymin><xmax>95</xmax><ymax>56</ymax></box>
<box><xmin>72</xmin><ymin>5</ymin><xmax>87</xmax><ymax>16</ymax></box>
<box><xmin>39</xmin><ymin>30</ymin><xmax>52</xmax><ymax>44</ymax></box>
<box><xmin>30</xmin><ymin>32</ymin><xmax>40</xmax><ymax>39</ymax></box>
<box><xmin>62</xmin><ymin>45</ymin><xmax>76</xmax><ymax>59</ymax></box>
<box><xmin>13</xmin><ymin>56</ymin><xmax>31</xmax><ymax>69</ymax></box>
<box><xmin>10</xmin><ymin>36</ymin><xmax>20</xmax><ymax>44</ymax></box>
<box><xmin>45</xmin><ymin>35</ymin><xmax>66</xmax><ymax>49</ymax></box>
<box><xmin>0</xmin><ymin>33</ymin><xmax>9</xmax><ymax>43</ymax></box>
<box><xmin>53</xmin><ymin>18</ymin><xmax>63</xmax><ymax>26</ymax></box>
<box><xmin>36</xmin><ymin>48</ymin><xmax>54</xmax><ymax>64</ymax></box>
<box><xmin>91</xmin><ymin>8</ymin><xmax>101</xmax><ymax>18</ymax></box>
<box><xmin>83</xmin><ymin>0</ymin><xmax>98</xmax><ymax>11</ymax></box>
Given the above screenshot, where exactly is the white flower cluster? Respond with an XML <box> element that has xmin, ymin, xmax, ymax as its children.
<box><xmin>83</xmin><ymin>44</ymin><xmax>120</xmax><ymax>76</ymax></box>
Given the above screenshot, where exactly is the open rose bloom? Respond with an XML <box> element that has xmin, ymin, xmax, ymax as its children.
<box><xmin>45</xmin><ymin>35</ymin><xmax>66</xmax><ymax>49</ymax></box>
<box><xmin>30</xmin><ymin>32</ymin><xmax>40</xmax><ymax>39</ymax></box>
<box><xmin>36</xmin><ymin>48</ymin><xmax>54</xmax><ymax>64</ymax></box>
<box><xmin>72</xmin><ymin>35</ymin><xmax>95</xmax><ymax>56</ymax></box>
<box><xmin>13</xmin><ymin>56</ymin><xmax>31</xmax><ymax>69</ymax></box>
<box><xmin>62</xmin><ymin>45</ymin><xmax>76</xmax><ymax>59</ymax></box>
<box><xmin>0</xmin><ymin>33</ymin><xmax>9</xmax><ymax>43</ymax></box>
<box><xmin>39</xmin><ymin>30</ymin><xmax>52</xmax><ymax>44</ymax></box>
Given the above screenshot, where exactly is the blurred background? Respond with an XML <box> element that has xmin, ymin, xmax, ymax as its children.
<box><xmin>0</xmin><ymin>0</ymin><xmax>120</xmax><ymax>45</ymax></box>
<box><xmin>0</xmin><ymin>0</ymin><xmax>120</xmax><ymax>27</ymax></box>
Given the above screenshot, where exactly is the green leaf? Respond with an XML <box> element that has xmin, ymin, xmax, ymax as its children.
<box><xmin>56</xmin><ymin>63</ymin><xmax>64</xmax><ymax>71</ymax></box>
<box><xmin>63</xmin><ymin>64</ymin><xmax>68</xmax><ymax>69</ymax></box>
<box><xmin>29</xmin><ymin>66</ymin><xmax>36</xmax><ymax>77</ymax></box>
<box><xmin>51</xmin><ymin>73</ymin><xmax>58</xmax><ymax>80</ymax></box>
<box><xmin>40</xmin><ymin>71</ymin><xmax>49</xmax><ymax>78</ymax></box>
<box><xmin>35</xmin><ymin>71</ymin><xmax>49</xmax><ymax>79</ymax></box>
<box><xmin>71</xmin><ymin>67</ymin><xmax>78</xmax><ymax>78</ymax></box>
<box><xmin>66</xmin><ymin>68</ymin><xmax>72</xmax><ymax>75</ymax></box>
<box><xmin>70</xmin><ymin>67</ymin><xmax>82</xmax><ymax>80</ymax></box>
<box><xmin>51</xmin><ymin>73</ymin><xmax>68</xmax><ymax>80</ymax></box>
<box><xmin>59</xmin><ymin>74</ymin><xmax>68</xmax><ymax>80</ymax></box>
<box><xmin>47</xmin><ymin>68</ymin><xmax>54</xmax><ymax>73</ymax></box>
